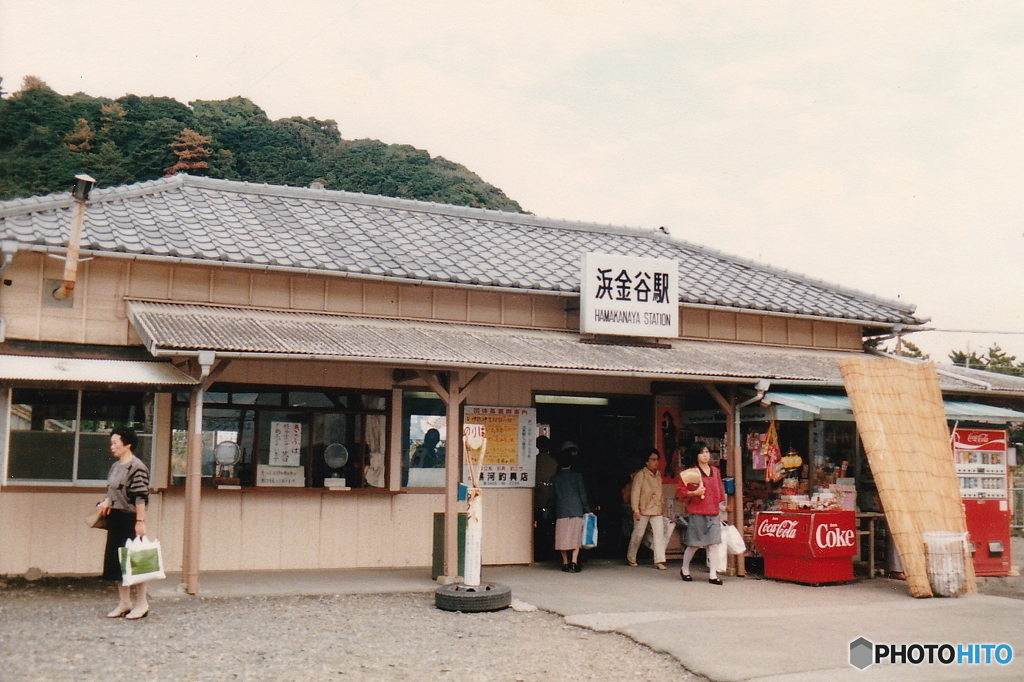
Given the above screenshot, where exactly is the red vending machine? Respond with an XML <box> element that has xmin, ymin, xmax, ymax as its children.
<box><xmin>952</xmin><ymin>428</ymin><xmax>1012</xmax><ymax>577</ymax></box>
<box><xmin>754</xmin><ymin>510</ymin><xmax>857</xmax><ymax>584</ymax></box>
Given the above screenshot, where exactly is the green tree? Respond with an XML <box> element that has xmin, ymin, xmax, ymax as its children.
<box><xmin>0</xmin><ymin>82</ymin><xmax>524</xmax><ymax>211</ymax></box>
<box><xmin>949</xmin><ymin>349</ymin><xmax>986</xmax><ymax>370</ymax></box>
<box><xmin>949</xmin><ymin>344</ymin><xmax>1024</xmax><ymax>377</ymax></box>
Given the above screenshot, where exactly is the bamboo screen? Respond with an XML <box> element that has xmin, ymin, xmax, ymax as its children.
<box><xmin>837</xmin><ymin>355</ymin><xmax>975</xmax><ymax>598</ymax></box>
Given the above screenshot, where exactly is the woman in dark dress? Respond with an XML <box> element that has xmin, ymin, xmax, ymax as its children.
<box><xmin>95</xmin><ymin>426</ymin><xmax>151</xmax><ymax>619</ymax></box>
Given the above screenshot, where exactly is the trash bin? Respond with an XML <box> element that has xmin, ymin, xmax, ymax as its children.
<box><xmin>431</xmin><ymin>512</ymin><xmax>467</xmax><ymax>580</ymax></box>
<box><xmin>923</xmin><ymin>531</ymin><xmax>968</xmax><ymax>597</ymax></box>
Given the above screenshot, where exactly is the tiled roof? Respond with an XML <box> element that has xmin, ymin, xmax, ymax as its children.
<box><xmin>0</xmin><ymin>175</ymin><xmax>924</xmax><ymax>326</ymax></box>
<box><xmin>126</xmin><ymin>300</ymin><xmax>863</xmax><ymax>383</ymax></box>
<box><xmin>123</xmin><ymin>301</ymin><xmax>1024</xmax><ymax>396</ymax></box>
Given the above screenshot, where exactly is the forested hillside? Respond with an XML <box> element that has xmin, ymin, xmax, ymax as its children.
<box><xmin>0</xmin><ymin>77</ymin><xmax>524</xmax><ymax>212</ymax></box>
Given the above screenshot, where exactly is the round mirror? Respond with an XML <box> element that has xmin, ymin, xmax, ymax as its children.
<box><xmin>214</xmin><ymin>441</ymin><xmax>241</xmax><ymax>465</ymax></box>
<box><xmin>323</xmin><ymin>443</ymin><xmax>349</xmax><ymax>469</ymax></box>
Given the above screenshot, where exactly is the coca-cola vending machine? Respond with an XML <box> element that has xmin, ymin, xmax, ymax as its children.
<box><xmin>952</xmin><ymin>428</ymin><xmax>1012</xmax><ymax>577</ymax></box>
<box><xmin>754</xmin><ymin>510</ymin><xmax>857</xmax><ymax>584</ymax></box>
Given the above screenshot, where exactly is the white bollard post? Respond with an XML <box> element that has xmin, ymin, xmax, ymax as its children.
<box><xmin>464</xmin><ymin>487</ymin><xmax>483</xmax><ymax>586</ymax></box>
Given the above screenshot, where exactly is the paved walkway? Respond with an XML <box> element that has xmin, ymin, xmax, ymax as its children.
<box><xmin>151</xmin><ymin>559</ymin><xmax>1024</xmax><ymax>682</ymax></box>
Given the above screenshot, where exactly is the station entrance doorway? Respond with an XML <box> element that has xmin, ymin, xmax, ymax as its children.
<box><xmin>532</xmin><ymin>394</ymin><xmax>653</xmax><ymax>562</ymax></box>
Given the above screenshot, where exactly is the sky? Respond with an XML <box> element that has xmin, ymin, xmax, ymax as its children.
<box><xmin>2</xmin><ymin>1</ymin><xmax>1023</xmax><ymax>364</ymax></box>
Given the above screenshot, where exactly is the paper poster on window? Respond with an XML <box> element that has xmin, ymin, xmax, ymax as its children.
<box><xmin>269</xmin><ymin>422</ymin><xmax>302</xmax><ymax>466</ymax></box>
<box><xmin>463</xmin><ymin>406</ymin><xmax>537</xmax><ymax>488</ymax></box>
<box><xmin>257</xmin><ymin>465</ymin><xmax>305</xmax><ymax>487</ymax></box>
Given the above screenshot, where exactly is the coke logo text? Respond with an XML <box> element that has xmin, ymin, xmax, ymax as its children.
<box><xmin>815</xmin><ymin>523</ymin><xmax>856</xmax><ymax>549</ymax></box>
<box><xmin>758</xmin><ymin>518</ymin><xmax>799</xmax><ymax>539</ymax></box>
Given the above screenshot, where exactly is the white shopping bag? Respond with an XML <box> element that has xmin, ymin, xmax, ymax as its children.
<box><xmin>118</xmin><ymin>536</ymin><xmax>166</xmax><ymax>586</ymax></box>
<box><xmin>722</xmin><ymin>523</ymin><xmax>746</xmax><ymax>555</ymax></box>
<box><xmin>706</xmin><ymin>541</ymin><xmax>728</xmax><ymax>574</ymax></box>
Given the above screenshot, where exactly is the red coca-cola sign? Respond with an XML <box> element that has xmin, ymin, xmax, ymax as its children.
<box><xmin>952</xmin><ymin>428</ymin><xmax>1006</xmax><ymax>452</ymax></box>
<box><xmin>814</xmin><ymin>522</ymin><xmax>855</xmax><ymax>550</ymax></box>
<box><xmin>757</xmin><ymin>517</ymin><xmax>800</xmax><ymax>539</ymax></box>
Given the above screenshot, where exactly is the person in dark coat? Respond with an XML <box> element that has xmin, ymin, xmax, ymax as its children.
<box><xmin>550</xmin><ymin>442</ymin><xmax>590</xmax><ymax>573</ymax></box>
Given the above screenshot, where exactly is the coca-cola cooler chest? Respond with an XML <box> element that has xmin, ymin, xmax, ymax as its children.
<box><xmin>754</xmin><ymin>510</ymin><xmax>857</xmax><ymax>584</ymax></box>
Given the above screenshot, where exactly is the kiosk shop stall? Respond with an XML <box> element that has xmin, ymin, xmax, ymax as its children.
<box><xmin>682</xmin><ymin>393</ymin><xmax>1024</xmax><ymax>582</ymax></box>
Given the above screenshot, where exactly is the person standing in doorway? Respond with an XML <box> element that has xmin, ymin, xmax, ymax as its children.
<box><xmin>96</xmin><ymin>426</ymin><xmax>151</xmax><ymax>618</ymax></box>
<box><xmin>550</xmin><ymin>442</ymin><xmax>590</xmax><ymax>573</ymax></box>
<box><xmin>677</xmin><ymin>441</ymin><xmax>727</xmax><ymax>585</ymax></box>
<box><xmin>626</xmin><ymin>449</ymin><xmax>667</xmax><ymax>570</ymax></box>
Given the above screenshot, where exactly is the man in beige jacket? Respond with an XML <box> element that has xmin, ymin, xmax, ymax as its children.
<box><xmin>626</xmin><ymin>449</ymin><xmax>667</xmax><ymax>569</ymax></box>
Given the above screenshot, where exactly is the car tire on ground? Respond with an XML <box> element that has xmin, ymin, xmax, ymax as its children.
<box><xmin>434</xmin><ymin>582</ymin><xmax>512</xmax><ymax>612</ymax></box>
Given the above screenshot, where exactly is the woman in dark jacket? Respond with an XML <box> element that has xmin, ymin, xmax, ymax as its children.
<box><xmin>550</xmin><ymin>443</ymin><xmax>590</xmax><ymax>573</ymax></box>
<box><xmin>95</xmin><ymin>426</ymin><xmax>151</xmax><ymax>619</ymax></box>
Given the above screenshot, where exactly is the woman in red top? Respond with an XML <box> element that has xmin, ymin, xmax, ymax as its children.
<box><xmin>676</xmin><ymin>441</ymin><xmax>726</xmax><ymax>585</ymax></box>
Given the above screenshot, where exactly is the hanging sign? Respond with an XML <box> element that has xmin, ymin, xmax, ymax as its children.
<box><xmin>579</xmin><ymin>253</ymin><xmax>678</xmax><ymax>338</ymax></box>
<box><xmin>463</xmin><ymin>406</ymin><xmax>537</xmax><ymax>488</ymax></box>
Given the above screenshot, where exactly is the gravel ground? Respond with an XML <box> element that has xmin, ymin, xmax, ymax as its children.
<box><xmin>0</xmin><ymin>578</ymin><xmax>703</xmax><ymax>682</ymax></box>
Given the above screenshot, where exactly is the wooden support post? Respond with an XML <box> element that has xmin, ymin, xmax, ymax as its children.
<box><xmin>445</xmin><ymin>372</ymin><xmax>462</xmax><ymax>581</ymax></box>
<box><xmin>703</xmin><ymin>382</ymin><xmax>745</xmax><ymax>577</ymax></box>
<box><xmin>183</xmin><ymin>384</ymin><xmax>204</xmax><ymax>594</ymax></box>
<box><xmin>417</xmin><ymin>369</ymin><xmax>486</xmax><ymax>582</ymax></box>
<box><xmin>181</xmin><ymin>355</ymin><xmax>226</xmax><ymax>595</ymax></box>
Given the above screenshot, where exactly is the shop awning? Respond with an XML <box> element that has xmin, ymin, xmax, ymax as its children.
<box><xmin>126</xmin><ymin>300</ymin><xmax>869</xmax><ymax>384</ymax></box>
<box><xmin>0</xmin><ymin>354</ymin><xmax>198</xmax><ymax>388</ymax></box>
<box><xmin>761</xmin><ymin>392</ymin><xmax>1024</xmax><ymax>424</ymax></box>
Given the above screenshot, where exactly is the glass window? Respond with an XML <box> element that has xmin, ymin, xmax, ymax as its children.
<box><xmin>402</xmin><ymin>391</ymin><xmax>447</xmax><ymax>488</ymax></box>
<box><xmin>170</xmin><ymin>385</ymin><xmax>388</xmax><ymax>489</ymax></box>
<box><xmin>289</xmin><ymin>392</ymin><xmax>336</xmax><ymax>408</ymax></box>
<box><xmin>6</xmin><ymin>389</ymin><xmax>154</xmax><ymax>484</ymax></box>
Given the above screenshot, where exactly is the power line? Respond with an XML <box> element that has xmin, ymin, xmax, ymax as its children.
<box><xmin>916</xmin><ymin>329</ymin><xmax>1024</xmax><ymax>335</ymax></box>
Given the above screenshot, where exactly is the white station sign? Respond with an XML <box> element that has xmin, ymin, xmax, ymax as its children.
<box><xmin>580</xmin><ymin>253</ymin><xmax>678</xmax><ymax>338</ymax></box>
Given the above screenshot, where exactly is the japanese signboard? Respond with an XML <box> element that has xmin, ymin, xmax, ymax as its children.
<box><xmin>269</xmin><ymin>422</ymin><xmax>302</xmax><ymax>467</ymax></box>
<box><xmin>463</xmin><ymin>406</ymin><xmax>537</xmax><ymax>488</ymax></box>
<box><xmin>257</xmin><ymin>465</ymin><xmax>305</xmax><ymax>487</ymax></box>
<box><xmin>579</xmin><ymin>253</ymin><xmax>678</xmax><ymax>338</ymax></box>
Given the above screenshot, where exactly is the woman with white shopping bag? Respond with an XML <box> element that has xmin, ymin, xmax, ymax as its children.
<box><xmin>677</xmin><ymin>441</ymin><xmax>728</xmax><ymax>585</ymax></box>
<box><xmin>95</xmin><ymin>426</ymin><xmax>152</xmax><ymax>619</ymax></box>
